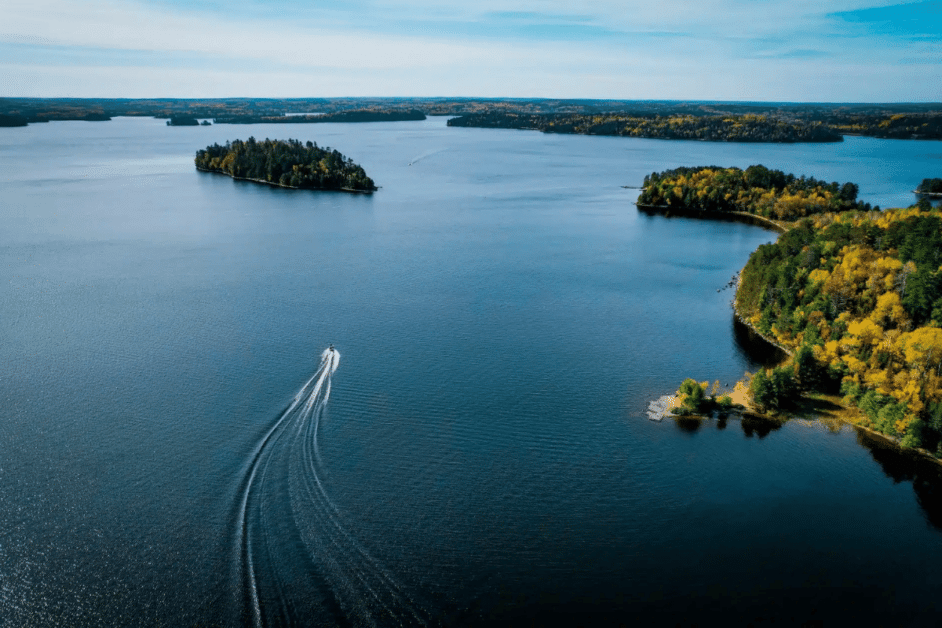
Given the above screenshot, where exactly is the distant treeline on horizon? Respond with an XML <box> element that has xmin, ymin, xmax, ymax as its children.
<box><xmin>448</xmin><ymin>112</ymin><xmax>843</xmax><ymax>143</ymax></box>
<box><xmin>1</xmin><ymin>98</ymin><xmax>940</xmax><ymax>140</ymax></box>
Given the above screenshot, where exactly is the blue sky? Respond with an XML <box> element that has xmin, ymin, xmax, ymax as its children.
<box><xmin>1</xmin><ymin>0</ymin><xmax>940</xmax><ymax>100</ymax></box>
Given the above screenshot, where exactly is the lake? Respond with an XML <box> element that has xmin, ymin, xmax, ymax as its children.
<box><xmin>2</xmin><ymin>116</ymin><xmax>942</xmax><ymax>626</ymax></box>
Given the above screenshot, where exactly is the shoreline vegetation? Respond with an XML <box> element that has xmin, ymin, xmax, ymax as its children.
<box><xmin>195</xmin><ymin>138</ymin><xmax>376</xmax><ymax>193</ymax></box>
<box><xmin>648</xmin><ymin>165</ymin><xmax>942</xmax><ymax>465</ymax></box>
<box><xmin>448</xmin><ymin>112</ymin><xmax>843</xmax><ymax>143</ymax></box>
<box><xmin>2</xmin><ymin>98</ymin><xmax>941</xmax><ymax>139</ymax></box>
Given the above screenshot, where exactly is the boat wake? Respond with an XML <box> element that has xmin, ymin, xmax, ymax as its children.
<box><xmin>231</xmin><ymin>347</ymin><xmax>427</xmax><ymax>627</ymax></box>
<box><xmin>408</xmin><ymin>147</ymin><xmax>447</xmax><ymax>166</ymax></box>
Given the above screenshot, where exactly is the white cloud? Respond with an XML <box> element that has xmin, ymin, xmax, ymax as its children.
<box><xmin>1</xmin><ymin>0</ymin><xmax>491</xmax><ymax>70</ymax></box>
<box><xmin>370</xmin><ymin>0</ymin><xmax>907</xmax><ymax>36</ymax></box>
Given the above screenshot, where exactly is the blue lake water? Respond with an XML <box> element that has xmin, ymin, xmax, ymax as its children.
<box><xmin>2</xmin><ymin>116</ymin><xmax>942</xmax><ymax>625</ymax></box>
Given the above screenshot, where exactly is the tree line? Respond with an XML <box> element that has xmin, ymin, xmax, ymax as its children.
<box><xmin>195</xmin><ymin>138</ymin><xmax>376</xmax><ymax>192</ymax></box>
<box><xmin>816</xmin><ymin>112</ymin><xmax>942</xmax><ymax>140</ymax></box>
<box><xmin>448</xmin><ymin>112</ymin><xmax>843</xmax><ymax>143</ymax></box>
<box><xmin>3</xmin><ymin>99</ymin><xmax>939</xmax><ymax>140</ymax></box>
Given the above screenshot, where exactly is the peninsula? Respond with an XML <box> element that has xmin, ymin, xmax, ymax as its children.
<box><xmin>195</xmin><ymin>138</ymin><xmax>377</xmax><ymax>193</ymax></box>
<box><xmin>657</xmin><ymin>169</ymin><xmax>942</xmax><ymax>459</ymax></box>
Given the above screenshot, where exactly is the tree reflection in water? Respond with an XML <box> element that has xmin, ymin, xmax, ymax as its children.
<box><xmin>740</xmin><ymin>414</ymin><xmax>783</xmax><ymax>439</ymax></box>
<box><xmin>855</xmin><ymin>429</ymin><xmax>942</xmax><ymax>530</ymax></box>
<box><xmin>668</xmin><ymin>412</ymin><xmax>942</xmax><ymax>530</ymax></box>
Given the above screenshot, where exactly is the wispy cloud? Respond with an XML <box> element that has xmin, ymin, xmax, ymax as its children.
<box><xmin>2</xmin><ymin>0</ymin><xmax>491</xmax><ymax>70</ymax></box>
<box><xmin>0</xmin><ymin>0</ymin><xmax>938</xmax><ymax>100</ymax></box>
<box><xmin>753</xmin><ymin>49</ymin><xmax>833</xmax><ymax>60</ymax></box>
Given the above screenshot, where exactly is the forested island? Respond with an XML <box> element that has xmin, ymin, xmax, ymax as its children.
<box><xmin>195</xmin><ymin>138</ymin><xmax>376</xmax><ymax>193</ymax></box>
<box><xmin>637</xmin><ymin>165</ymin><xmax>873</xmax><ymax>221</ymax></box>
<box><xmin>659</xmin><ymin>170</ymin><xmax>942</xmax><ymax>459</ymax></box>
<box><xmin>167</xmin><ymin>116</ymin><xmax>200</xmax><ymax>126</ymax></box>
<box><xmin>448</xmin><ymin>113</ymin><xmax>843</xmax><ymax>143</ymax></box>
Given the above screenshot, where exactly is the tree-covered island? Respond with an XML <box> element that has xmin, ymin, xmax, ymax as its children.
<box><xmin>656</xmin><ymin>169</ymin><xmax>942</xmax><ymax>459</ymax></box>
<box><xmin>195</xmin><ymin>138</ymin><xmax>376</xmax><ymax>193</ymax></box>
<box><xmin>448</xmin><ymin>112</ymin><xmax>843</xmax><ymax>143</ymax></box>
<box><xmin>167</xmin><ymin>116</ymin><xmax>200</xmax><ymax>126</ymax></box>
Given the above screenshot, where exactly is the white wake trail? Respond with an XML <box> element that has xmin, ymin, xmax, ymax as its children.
<box><xmin>293</xmin><ymin>347</ymin><xmax>428</xmax><ymax>626</ymax></box>
<box><xmin>237</xmin><ymin>346</ymin><xmax>341</xmax><ymax>628</ymax></box>
<box><xmin>239</xmin><ymin>345</ymin><xmax>426</xmax><ymax>626</ymax></box>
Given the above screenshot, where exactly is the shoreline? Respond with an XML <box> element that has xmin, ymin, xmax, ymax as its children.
<box><xmin>659</xmin><ymin>391</ymin><xmax>942</xmax><ymax>468</ymax></box>
<box><xmin>643</xmin><ymin>204</ymin><xmax>942</xmax><ymax>467</ymax></box>
<box><xmin>635</xmin><ymin>203</ymin><xmax>787</xmax><ymax>233</ymax></box>
<box><xmin>851</xmin><ymin>422</ymin><xmax>942</xmax><ymax>468</ymax></box>
<box><xmin>732</xmin><ymin>305</ymin><xmax>794</xmax><ymax>358</ymax></box>
<box><xmin>195</xmin><ymin>166</ymin><xmax>375</xmax><ymax>194</ymax></box>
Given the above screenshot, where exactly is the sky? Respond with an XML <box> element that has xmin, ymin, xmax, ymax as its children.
<box><xmin>1</xmin><ymin>0</ymin><xmax>940</xmax><ymax>101</ymax></box>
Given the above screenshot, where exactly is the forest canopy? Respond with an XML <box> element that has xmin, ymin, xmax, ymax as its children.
<box><xmin>637</xmin><ymin>165</ymin><xmax>872</xmax><ymax>221</ymax></box>
<box><xmin>735</xmin><ymin>205</ymin><xmax>942</xmax><ymax>454</ymax></box>
<box><xmin>195</xmin><ymin>138</ymin><xmax>376</xmax><ymax>192</ymax></box>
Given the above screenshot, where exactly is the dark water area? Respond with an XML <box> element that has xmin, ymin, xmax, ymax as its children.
<box><xmin>2</xmin><ymin>117</ymin><xmax>942</xmax><ymax>625</ymax></box>
<box><xmin>732</xmin><ymin>317</ymin><xmax>789</xmax><ymax>368</ymax></box>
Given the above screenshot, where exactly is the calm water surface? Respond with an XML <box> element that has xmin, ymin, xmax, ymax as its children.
<box><xmin>2</xmin><ymin>117</ymin><xmax>942</xmax><ymax>625</ymax></box>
